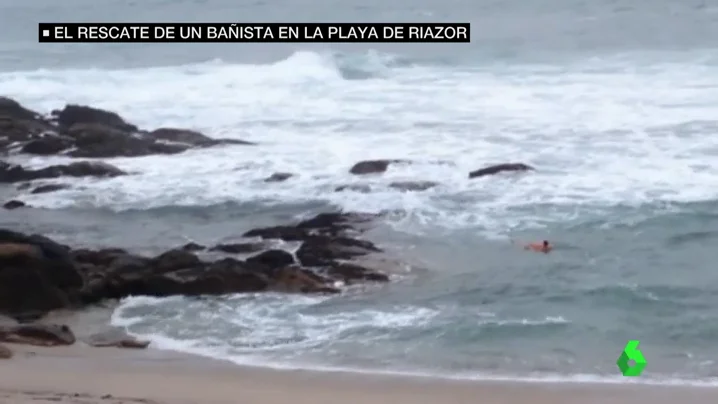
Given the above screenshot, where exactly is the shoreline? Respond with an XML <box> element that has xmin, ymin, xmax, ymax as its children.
<box><xmin>121</xmin><ymin>336</ymin><xmax>718</xmax><ymax>389</ymax></box>
<box><xmin>2</xmin><ymin>343</ymin><xmax>718</xmax><ymax>404</ymax></box>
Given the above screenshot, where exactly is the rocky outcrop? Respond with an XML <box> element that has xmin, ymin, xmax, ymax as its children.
<box><xmin>209</xmin><ymin>242</ymin><xmax>266</xmax><ymax>254</ymax></box>
<box><xmin>0</xmin><ymin>323</ymin><xmax>150</xmax><ymax>351</ymax></box>
<box><xmin>85</xmin><ymin>329</ymin><xmax>150</xmax><ymax>349</ymax></box>
<box><xmin>0</xmin><ymin>97</ymin><xmax>56</xmax><ymax>144</ymax></box>
<box><xmin>64</xmin><ymin>123</ymin><xmax>188</xmax><ymax>158</ymax></box>
<box><xmin>349</xmin><ymin>159</ymin><xmax>408</xmax><ymax>175</ymax></box>
<box><xmin>149</xmin><ymin>128</ymin><xmax>255</xmax><ymax>147</ymax></box>
<box><xmin>469</xmin><ymin>163</ymin><xmax>534</xmax><ymax>178</ymax></box>
<box><xmin>0</xmin><ymin>212</ymin><xmax>389</xmax><ymax>322</ymax></box>
<box><xmin>1</xmin><ymin>98</ymin><xmax>256</xmax><ymax>158</ymax></box>
<box><xmin>52</xmin><ymin>104</ymin><xmax>138</xmax><ymax>133</ymax></box>
<box><xmin>0</xmin><ymin>160</ymin><xmax>126</xmax><ymax>183</ymax></box>
<box><xmin>30</xmin><ymin>183</ymin><xmax>70</xmax><ymax>194</ymax></box>
<box><xmin>335</xmin><ymin>184</ymin><xmax>371</xmax><ymax>193</ymax></box>
<box><xmin>0</xmin><ymin>234</ymin><xmax>84</xmax><ymax>319</ymax></box>
<box><xmin>0</xmin><ymin>323</ymin><xmax>76</xmax><ymax>346</ymax></box>
<box><xmin>1</xmin><ymin>96</ymin><xmax>43</xmax><ymax>122</ymax></box>
<box><xmin>388</xmin><ymin>181</ymin><xmax>438</xmax><ymax>192</ymax></box>
<box><xmin>3</xmin><ymin>200</ymin><xmax>26</xmax><ymax>210</ymax></box>
<box><xmin>264</xmin><ymin>172</ymin><xmax>294</xmax><ymax>182</ymax></box>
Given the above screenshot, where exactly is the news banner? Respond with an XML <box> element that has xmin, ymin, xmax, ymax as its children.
<box><xmin>38</xmin><ymin>22</ymin><xmax>470</xmax><ymax>43</ymax></box>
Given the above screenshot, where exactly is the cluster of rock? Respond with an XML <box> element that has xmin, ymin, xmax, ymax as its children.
<box><xmin>0</xmin><ymin>96</ymin><xmax>255</xmax><ymax>159</ymax></box>
<box><xmin>332</xmin><ymin>160</ymin><xmax>533</xmax><ymax>193</ymax></box>
<box><xmin>0</xmin><ymin>212</ymin><xmax>389</xmax><ymax>323</ymax></box>
<box><xmin>1</xmin><ymin>96</ymin><xmax>535</xmax><ymax>208</ymax></box>
<box><xmin>0</xmin><ymin>321</ymin><xmax>150</xmax><ymax>359</ymax></box>
<box><xmin>0</xmin><ymin>96</ymin><xmax>538</xmax><ymax>355</ymax></box>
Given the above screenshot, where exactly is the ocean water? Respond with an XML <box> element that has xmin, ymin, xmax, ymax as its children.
<box><xmin>2</xmin><ymin>0</ymin><xmax>718</xmax><ymax>386</ymax></box>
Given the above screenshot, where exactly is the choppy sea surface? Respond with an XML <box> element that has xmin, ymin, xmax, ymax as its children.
<box><xmin>2</xmin><ymin>0</ymin><xmax>718</xmax><ymax>386</ymax></box>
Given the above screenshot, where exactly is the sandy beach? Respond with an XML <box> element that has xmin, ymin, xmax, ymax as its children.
<box><xmin>0</xmin><ymin>343</ymin><xmax>716</xmax><ymax>404</ymax></box>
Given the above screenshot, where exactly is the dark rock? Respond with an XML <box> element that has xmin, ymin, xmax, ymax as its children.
<box><xmin>0</xmin><ymin>323</ymin><xmax>75</xmax><ymax>346</ymax></box>
<box><xmin>0</xmin><ymin>233</ymin><xmax>84</xmax><ymax>319</ymax></box>
<box><xmin>325</xmin><ymin>262</ymin><xmax>390</xmax><ymax>284</ymax></box>
<box><xmin>335</xmin><ymin>184</ymin><xmax>371</xmax><ymax>193</ymax></box>
<box><xmin>52</xmin><ymin>104</ymin><xmax>138</xmax><ymax>133</ymax></box>
<box><xmin>149</xmin><ymin>128</ymin><xmax>256</xmax><ymax>147</ymax></box>
<box><xmin>0</xmin><ymin>343</ymin><xmax>11</xmax><ymax>359</ymax></box>
<box><xmin>180</xmin><ymin>242</ymin><xmax>206</xmax><ymax>252</ymax></box>
<box><xmin>297</xmin><ymin>212</ymin><xmax>377</xmax><ymax>234</ymax></box>
<box><xmin>148</xmin><ymin>128</ymin><xmax>214</xmax><ymax>145</ymax></box>
<box><xmin>0</xmin><ymin>160</ymin><xmax>126</xmax><ymax>183</ymax></box>
<box><xmin>66</xmin><ymin>123</ymin><xmax>189</xmax><ymax>158</ymax></box>
<box><xmin>31</xmin><ymin>183</ymin><xmax>69</xmax><ymax>194</ymax></box>
<box><xmin>21</xmin><ymin>136</ymin><xmax>73</xmax><ymax>155</ymax></box>
<box><xmin>151</xmin><ymin>249</ymin><xmax>202</xmax><ymax>273</ymax></box>
<box><xmin>349</xmin><ymin>159</ymin><xmax>407</xmax><ymax>175</ymax></box>
<box><xmin>296</xmin><ymin>235</ymin><xmax>381</xmax><ymax>267</ymax></box>
<box><xmin>0</xmin><ymin>212</ymin><xmax>391</xmax><ymax>319</ymax></box>
<box><xmin>66</xmin><ymin>123</ymin><xmax>131</xmax><ymax>146</ymax></box>
<box><xmin>264</xmin><ymin>172</ymin><xmax>293</xmax><ymax>182</ymax></box>
<box><xmin>245</xmin><ymin>249</ymin><xmax>295</xmax><ymax>269</ymax></box>
<box><xmin>388</xmin><ymin>181</ymin><xmax>438</xmax><ymax>192</ymax></box>
<box><xmin>3</xmin><ymin>200</ymin><xmax>26</xmax><ymax>210</ymax></box>
<box><xmin>71</xmin><ymin>248</ymin><xmax>129</xmax><ymax>267</ymax></box>
<box><xmin>2</xmin><ymin>100</ymin><xmax>254</xmax><ymax>158</ymax></box>
<box><xmin>85</xmin><ymin>329</ymin><xmax>150</xmax><ymax>349</ymax></box>
<box><xmin>56</xmin><ymin>161</ymin><xmax>126</xmax><ymax>178</ymax></box>
<box><xmin>469</xmin><ymin>163</ymin><xmax>534</xmax><ymax>179</ymax></box>
<box><xmin>125</xmin><ymin>261</ymin><xmax>270</xmax><ymax>297</ymax></box>
<box><xmin>106</xmin><ymin>255</ymin><xmax>152</xmax><ymax>280</ymax></box>
<box><xmin>244</xmin><ymin>212</ymin><xmax>378</xmax><ymax>241</ymax></box>
<box><xmin>243</xmin><ymin>226</ymin><xmax>310</xmax><ymax>241</ymax></box>
<box><xmin>210</xmin><ymin>242</ymin><xmax>264</xmax><ymax>254</ymax></box>
<box><xmin>270</xmin><ymin>266</ymin><xmax>340</xmax><ymax>294</ymax></box>
<box><xmin>0</xmin><ymin>97</ymin><xmax>42</xmax><ymax>121</ymax></box>
<box><xmin>0</xmin><ymin>98</ymin><xmax>55</xmax><ymax>148</ymax></box>
<box><xmin>0</xmin><ymin>115</ymin><xmax>55</xmax><ymax>144</ymax></box>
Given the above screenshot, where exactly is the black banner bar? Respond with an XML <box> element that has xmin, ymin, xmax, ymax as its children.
<box><xmin>38</xmin><ymin>23</ymin><xmax>471</xmax><ymax>43</ymax></box>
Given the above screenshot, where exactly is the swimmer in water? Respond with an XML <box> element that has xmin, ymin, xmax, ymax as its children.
<box><xmin>524</xmin><ymin>240</ymin><xmax>552</xmax><ymax>253</ymax></box>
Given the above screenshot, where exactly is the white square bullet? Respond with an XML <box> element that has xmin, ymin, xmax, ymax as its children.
<box><xmin>42</xmin><ymin>29</ymin><xmax>50</xmax><ymax>37</ymax></box>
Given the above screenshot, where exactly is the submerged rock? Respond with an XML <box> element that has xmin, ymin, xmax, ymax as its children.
<box><xmin>0</xmin><ymin>160</ymin><xmax>126</xmax><ymax>183</ymax></box>
<box><xmin>264</xmin><ymin>172</ymin><xmax>293</xmax><ymax>182</ymax></box>
<box><xmin>468</xmin><ymin>163</ymin><xmax>534</xmax><ymax>178</ymax></box>
<box><xmin>30</xmin><ymin>183</ymin><xmax>70</xmax><ymax>194</ymax></box>
<box><xmin>210</xmin><ymin>242</ymin><xmax>265</xmax><ymax>254</ymax></box>
<box><xmin>349</xmin><ymin>159</ymin><xmax>408</xmax><ymax>175</ymax></box>
<box><xmin>2</xmin><ymin>200</ymin><xmax>26</xmax><ymax>210</ymax></box>
<box><xmin>388</xmin><ymin>180</ymin><xmax>438</xmax><ymax>192</ymax></box>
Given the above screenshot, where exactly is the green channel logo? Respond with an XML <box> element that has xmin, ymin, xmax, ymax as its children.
<box><xmin>617</xmin><ymin>340</ymin><xmax>647</xmax><ymax>376</ymax></box>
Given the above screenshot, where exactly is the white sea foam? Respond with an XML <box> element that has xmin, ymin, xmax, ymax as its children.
<box><xmin>110</xmin><ymin>294</ymin><xmax>718</xmax><ymax>387</ymax></box>
<box><xmin>3</xmin><ymin>49</ymin><xmax>718</xmax><ymax>236</ymax></box>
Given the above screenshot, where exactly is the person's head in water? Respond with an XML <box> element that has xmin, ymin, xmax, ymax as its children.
<box><xmin>523</xmin><ymin>240</ymin><xmax>552</xmax><ymax>253</ymax></box>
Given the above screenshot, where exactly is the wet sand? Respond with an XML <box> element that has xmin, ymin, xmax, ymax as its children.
<box><xmin>1</xmin><ymin>343</ymin><xmax>717</xmax><ymax>404</ymax></box>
